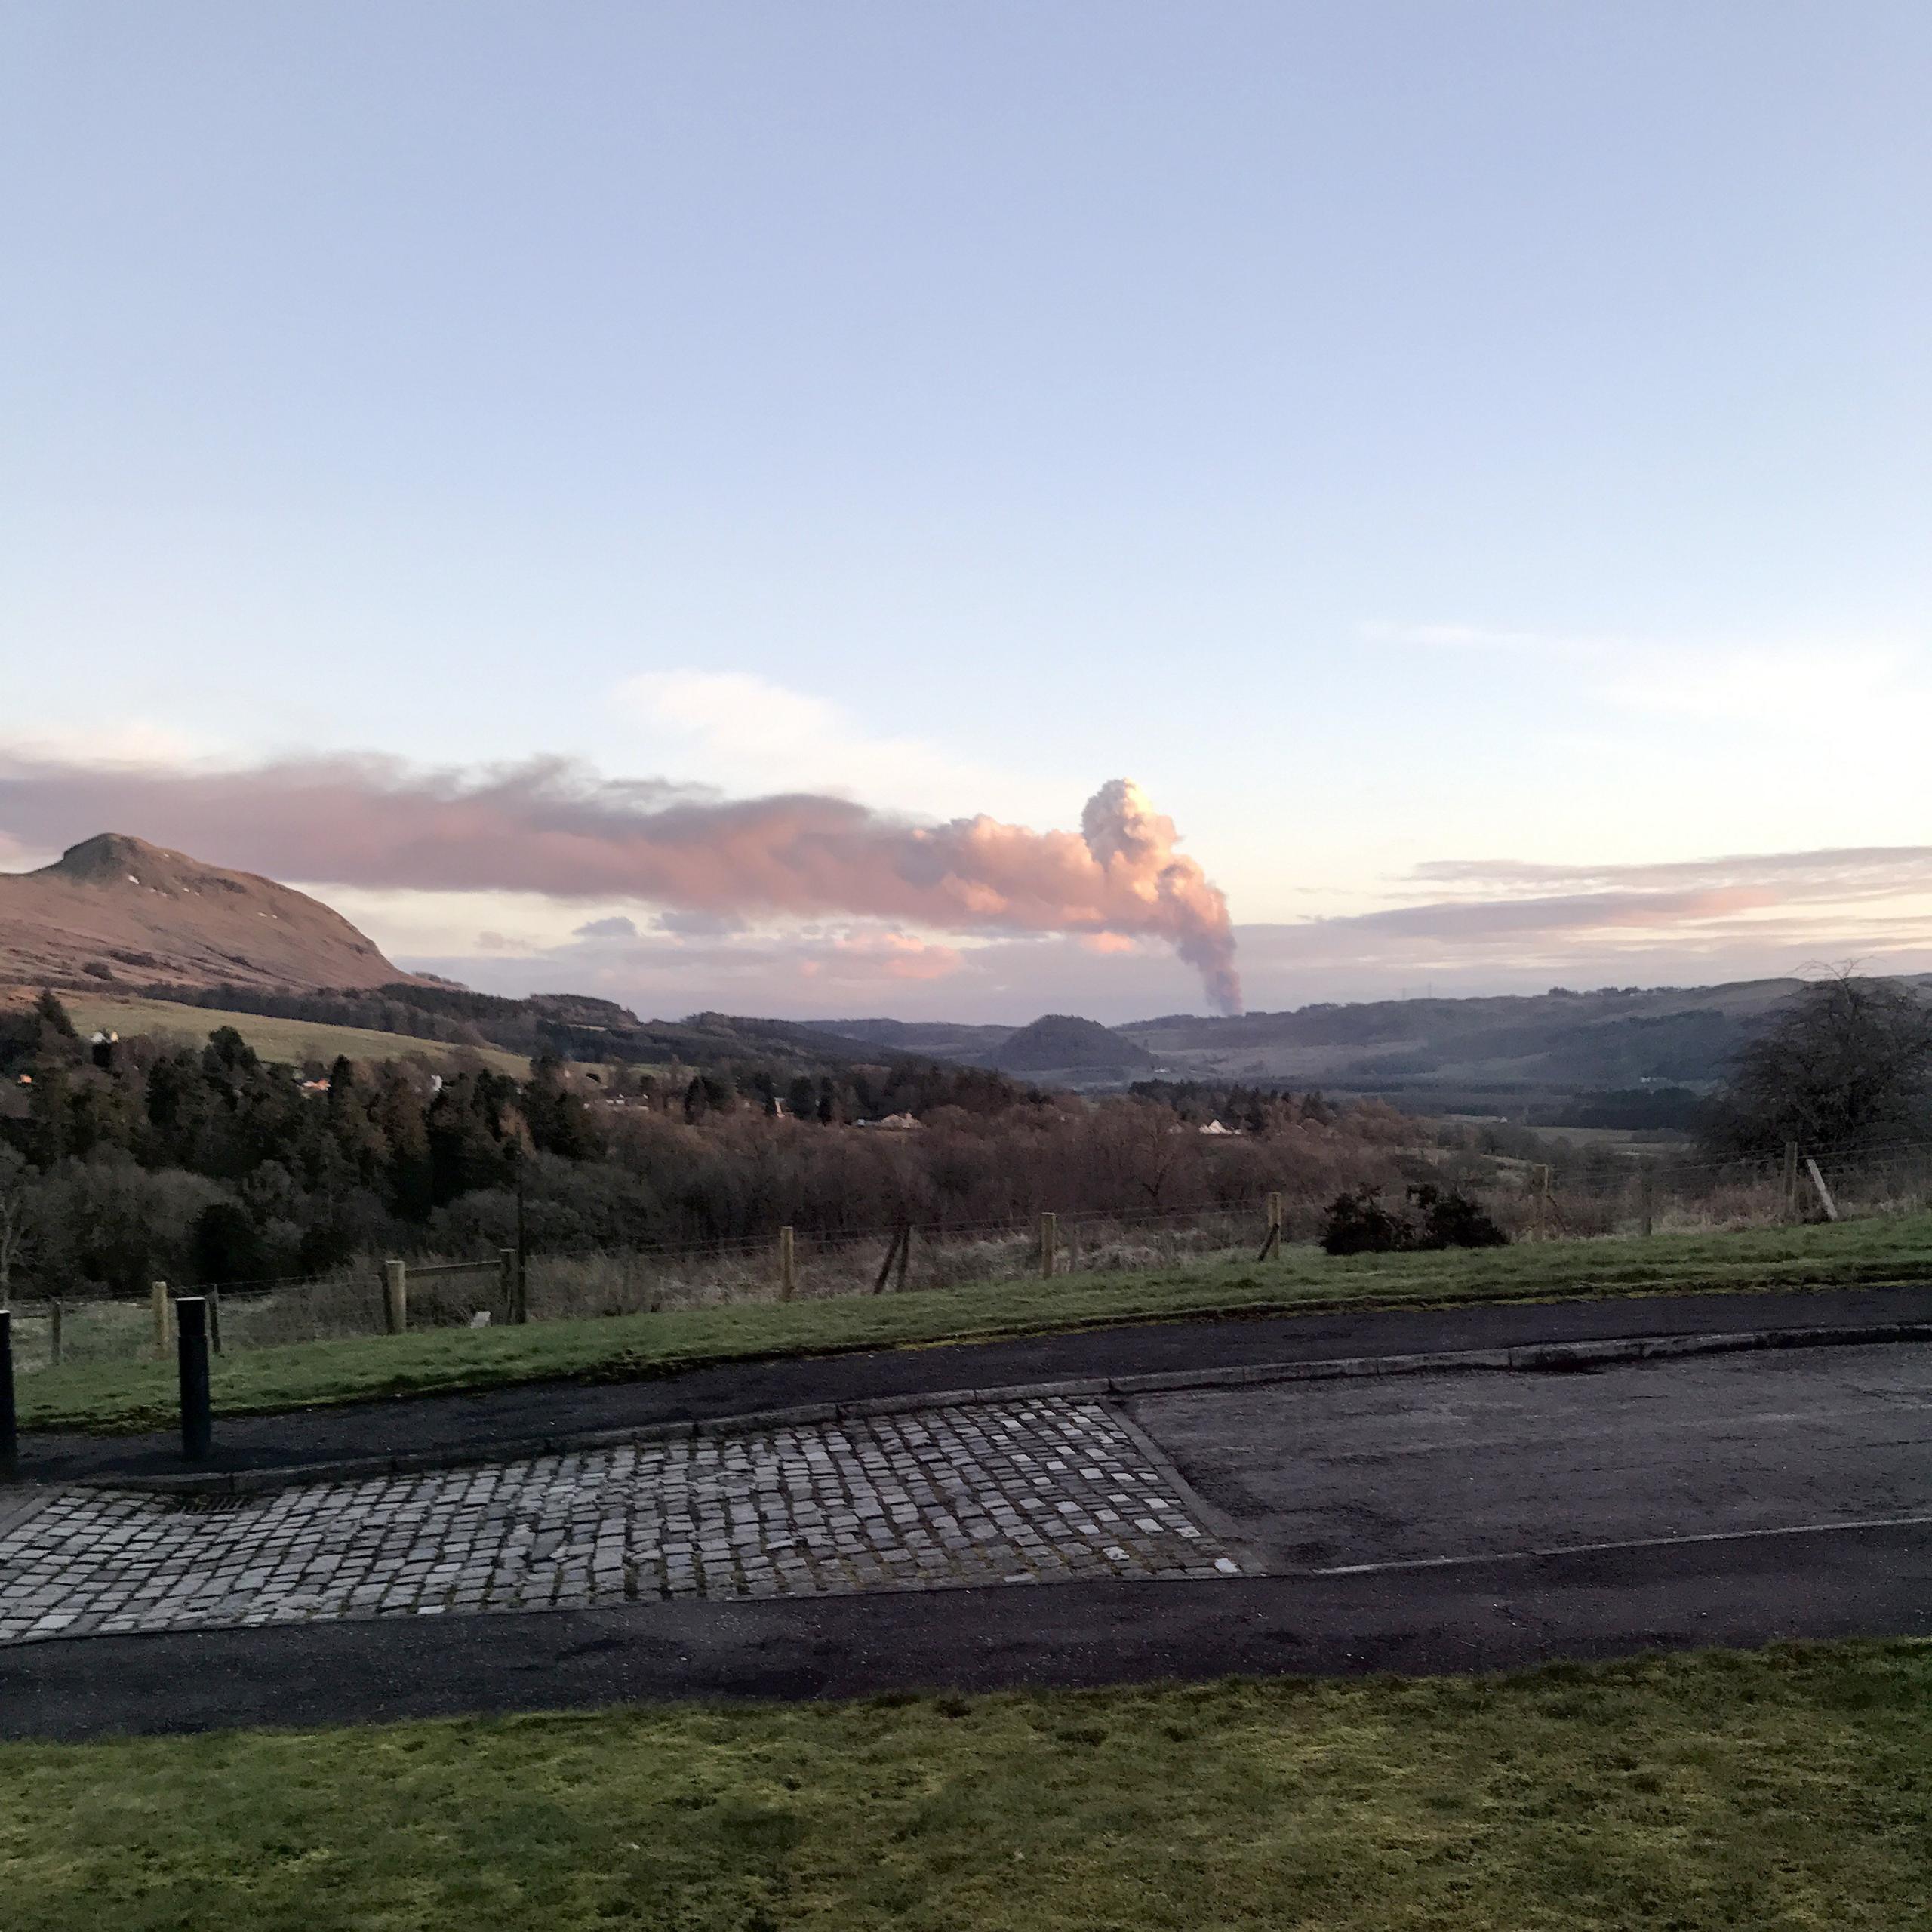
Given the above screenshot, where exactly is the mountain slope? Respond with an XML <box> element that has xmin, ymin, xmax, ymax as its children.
<box><xmin>0</xmin><ymin>833</ymin><xmax>408</xmax><ymax>993</ymax></box>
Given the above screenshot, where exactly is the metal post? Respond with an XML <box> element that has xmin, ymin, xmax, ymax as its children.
<box><xmin>0</xmin><ymin>1309</ymin><xmax>16</xmax><ymax>1478</ymax></box>
<box><xmin>177</xmin><ymin>1295</ymin><xmax>211</xmax><ymax>1463</ymax></box>
<box><xmin>152</xmin><ymin>1279</ymin><xmax>172</xmax><ymax>1358</ymax></box>
<box><xmin>1039</xmin><ymin>1212</ymin><xmax>1058</xmax><ymax>1278</ymax></box>
<box><xmin>778</xmin><ymin>1226</ymin><xmax>795</xmax><ymax>1301</ymax></box>
<box><xmin>383</xmin><ymin>1259</ymin><xmax>408</xmax><ymax>1335</ymax></box>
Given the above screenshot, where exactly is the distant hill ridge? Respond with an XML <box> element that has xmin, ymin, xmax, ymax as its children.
<box><xmin>0</xmin><ymin>833</ymin><xmax>408</xmax><ymax>995</ymax></box>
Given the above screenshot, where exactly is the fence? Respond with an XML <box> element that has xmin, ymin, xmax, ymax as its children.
<box><xmin>5</xmin><ymin>1137</ymin><xmax>1931</xmax><ymax>1378</ymax></box>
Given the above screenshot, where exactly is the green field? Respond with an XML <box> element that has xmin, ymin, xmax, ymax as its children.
<box><xmin>19</xmin><ymin>1210</ymin><xmax>1932</xmax><ymax>1434</ymax></box>
<box><xmin>2</xmin><ymin>1641</ymin><xmax>1925</xmax><ymax>1930</ymax></box>
<box><xmin>57</xmin><ymin>992</ymin><xmax>531</xmax><ymax>1078</ymax></box>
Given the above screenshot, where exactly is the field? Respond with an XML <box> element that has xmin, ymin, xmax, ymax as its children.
<box><xmin>16</xmin><ymin>1209</ymin><xmax>1932</xmax><ymax>1434</ymax></box>
<box><xmin>2</xmin><ymin>1641</ymin><xmax>1926</xmax><ymax>1930</ymax></box>
<box><xmin>52</xmin><ymin>992</ymin><xmax>531</xmax><ymax>1078</ymax></box>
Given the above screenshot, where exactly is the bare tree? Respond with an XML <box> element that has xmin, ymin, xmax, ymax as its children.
<box><xmin>0</xmin><ymin>1144</ymin><xmax>33</xmax><ymax>1306</ymax></box>
<box><xmin>1704</xmin><ymin>970</ymin><xmax>1932</xmax><ymax>1156</ymax></box>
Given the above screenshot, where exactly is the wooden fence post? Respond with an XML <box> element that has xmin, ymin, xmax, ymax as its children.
<box><xmin>1639</xmin><ymin>1167</ymin><xmax>1654</xmax><ymax>1238</ymax></box>
<box><xmin>48</xmin><ymin>1297</ymin><xmax>63</xmax><ymax>1369</ymax></box>
<box><xmin>1804</xmin><ymin>1157</ymin><xmax>1841</xmax><ymax>1223</ymax></box>
<box><xmin>500</xmin><ymin>1247</ymin><xmax>527</xmax><ymax>1324</ymax></box>
<box><xmin>1783</xmin><ymin>1141</ymin><xmax>1800</xmax><ymax>1219</ymax></box>
<box><xmin>207</xmin><ymin>1286</ymin><xmax>223</xmax><ymax>1355</ymax></box>
<box><xmin>1065</xmin><ymin>1221</ymin><xmax>1079</xmax><ymax>1276</ymax></box>
<box><xmin>1257</xmin><ymin>1192</ymin><xmax>1284</xmax><ymax>1261</ymax></box>
<box><xmin>152</xmin><ymin>1281</ymin><xmax>172</xmax><ymax>1358</ymax></box>
<box><xmin>383</xmin><ymin>1259</ymin><xmax>408</xmax><ymax>1335</ymax></box>
<box><xmin>778</xmin><ymin>1226</ymin><xmax>795</xmax><ymax>1302</ymax></box>
<box><xmin>1039</xmin><ymin>1212</ymin><xmax>1058</xmax><ymax>1278</ymax></box>
<box><xmin>897</xmin><ymin>1222</ymin><xmax>911</xmax><ymax>1293</ymax></box>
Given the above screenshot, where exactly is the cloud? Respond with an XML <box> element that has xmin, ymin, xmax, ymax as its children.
<box><xmin>1360</xmin><ymin>623</ymin><xmax>1930</xmax><ymax>734</ymax></box>
<box><xmin>616</xmin><ymin>668</ymin><xmax>1063</xmax><ymax>822</ymax></box>
<box><xmin>1410</xmin><ymin>846</ymin><xmax>1932</xmax><ymax>902</ymax></box>
<box><xmin>0</xmin><ymin>747</ymin><xmax>1241</xmax><ymax>1012</ymax></box>
<box><xmin>572</xmin><ymin>915</ymin><xmax>640</xmax><ymax>940</ymax></box>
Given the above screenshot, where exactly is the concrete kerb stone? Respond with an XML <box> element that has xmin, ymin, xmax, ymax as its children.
<box><xmin>57</xmin><ymin>1320</ymin><xmax>1932</xmax><ymax>1500</ymax></box>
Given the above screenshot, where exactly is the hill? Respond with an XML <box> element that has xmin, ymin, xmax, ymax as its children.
<box><xmin>808</xmin><ymin>976</ymin><xmax>1932</xmax><ymax>1123</ymax></box>
<box><xmin>0</xmin><ymin>834</ymin><xmax>408</xmax><ymax>994</ymax></box>
<box><xmin>989</xmin><ymin>1012</ymin><xmax>1156</xmax><ymax>1078</ymax></box>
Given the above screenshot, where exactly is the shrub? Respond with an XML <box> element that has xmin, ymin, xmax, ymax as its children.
<box><xmin>1319</xmin><ymin>1183</ymin><xmax>1509</xmax><ymax>1256</ymax></box>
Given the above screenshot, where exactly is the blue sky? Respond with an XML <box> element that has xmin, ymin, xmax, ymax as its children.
<box><xmin>3</xmin><ymin>3</ymin><xmax>1928</xmax><ymax>1020</ymax></box>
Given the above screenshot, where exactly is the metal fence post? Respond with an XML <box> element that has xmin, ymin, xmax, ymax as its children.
<box><xmin>778</xmin><ymin>1226</ymin><xmax>795</xmax><ymax>1301</ymax></box>
<box><xmin>0</xmin><ymin>1309</ymin><xmax>16</xmax><ymax>1478</ymax></box>
<box><xmin>383</xmin><ymin>1259</ymin><xmax>408</xmax><ymax>1335</ymax></box>
<box><xmin>1039</xmin><ymin>1212</ymin><xmax>1058</xmax><ymax>1278</ymax></box>
<box><xmin>152</xmin><ymin>1279</ymin><xmax>172</xmax><ymax>1358</ymax></box>
<box><xmin>176</xmin><ymin>1295</ymin><xmax>211</xmax><ymax>1462</ymax></box>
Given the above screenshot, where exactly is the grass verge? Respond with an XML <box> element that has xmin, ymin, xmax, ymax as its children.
<box><xmin>2</xmin><ymin>1641</ymin><xmax>1927</xmax><ymax>1930</ymax></box>
<box><xmin>20</xmin><ymin>1211</ymin><xmax>1932</xmax><ymax>1435</ymax></box>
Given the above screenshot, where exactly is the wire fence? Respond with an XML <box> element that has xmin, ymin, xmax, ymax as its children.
<box><xmin>6</xmin><ymin>1134</ymin><xmax>1931</xmax><ymax>1377</ymax></box>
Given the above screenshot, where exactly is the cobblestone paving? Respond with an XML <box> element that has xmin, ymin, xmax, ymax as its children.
<box><xmin>0</xmin><ymin>1399</ymin><xmax>1248</xmax><ymax>1643</ymax></box>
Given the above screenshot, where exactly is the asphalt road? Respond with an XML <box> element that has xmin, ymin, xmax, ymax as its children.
<box><xmin>4</xmin><ymin>1333</ymin><xmax>1930</xmax><ymax>1739</ymax></box>
<box><xmin>7</xmin><ymin>1522</ymin><xmax>1927</xmax><ymax>1742</ymax></box>
<box><xmin>20</xmin><ymin>1283</ymin><xmax>1931</xmax><ymax>1484</ymax></box>
<box><xmin>1132</xmin><ymin>1341</ymin><xmax>1932</xmax><ymax>1571</ymax></box>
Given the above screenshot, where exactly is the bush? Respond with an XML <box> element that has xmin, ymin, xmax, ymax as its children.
<box><xmin>1319</xmin><ymin>1187</ymin><xmax>1414</xmax><ymax>1255</ymax></box>
<box><xmin>1320</xmin><ymin>1183</ymin><xmax>1509</xmax><ymax>1256</ymax></box>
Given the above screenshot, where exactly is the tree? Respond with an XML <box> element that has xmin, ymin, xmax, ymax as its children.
<box><xmin>0</xmin><ymin>1145</ymin><xmax>35</xmax><ymax>1301</ymax></box>
<box><xmin>1704</xmin><ymin>971</ymin><xmax>1932</xmax><ymax>1156</ymax></box>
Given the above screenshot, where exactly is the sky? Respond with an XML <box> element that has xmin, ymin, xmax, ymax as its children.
<box><xmin>2</xmin><ymin>2</ymin><xmax>1928</xmax><ymax>1022</ymax></box>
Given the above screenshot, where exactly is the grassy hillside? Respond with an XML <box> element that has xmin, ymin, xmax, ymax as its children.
<box><xmin>2</xmin><ymin>1642</ymin><xmax>1926</xmax><ymax>1930</ymax></box>
<box><xmin>18</xmin><ymin>1210</ymin><xmax>1932</xmax><ymax>1434</ymax></box>
<box><xmin>55</xmin><ymin>993</ymin><xmax>531</xmax><ymax>1078</ymax></box>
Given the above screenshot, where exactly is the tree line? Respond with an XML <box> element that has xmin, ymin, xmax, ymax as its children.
<box><xmin>0</xmin><ymin>992</ymin><xmax>1426</xmax><ymax>1301</ymax></box>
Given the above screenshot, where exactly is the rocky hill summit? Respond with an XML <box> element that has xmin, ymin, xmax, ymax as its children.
<box><xmin>0</xmin><ymin>833</ymin><xmax>408</xmax><ymax>993</ymax></box>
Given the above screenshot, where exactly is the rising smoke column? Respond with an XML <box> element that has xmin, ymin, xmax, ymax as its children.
<box><xmin>0</xmin><ymin>752</ymin><xmax>1245</xmax><ymax>1012</ymax></box>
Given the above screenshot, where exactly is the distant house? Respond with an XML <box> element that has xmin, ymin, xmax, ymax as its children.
<box><xmin>1197</xmin><ymin>1118</ymin><xmax>1237</xmax><ymax>1136</ymax></box>
<box><xmin>854</xmin><ymin>1112</ymin><xmax>923</xmax><ymax>1131</ymax></box>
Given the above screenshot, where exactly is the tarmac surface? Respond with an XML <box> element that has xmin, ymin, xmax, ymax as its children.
<box><xmin>3</xmin><ymin>1291</ymin><xmax>1930</xmax><ymax>1740</ymax></box>
<box><xmin>8</xmin><ymin>1521</ymin><xmax>1928</xmax><ymax>1742</ymax></box>
<box><xmin>18</xmin><ymin>1283</ymin><xmax>1930</xmax><ymax>1484</ymax></box>
<box><xmin>1134</xmin><ymin>1341</ymin><xmax>1932</xmax><ymax>1570</ymax></box>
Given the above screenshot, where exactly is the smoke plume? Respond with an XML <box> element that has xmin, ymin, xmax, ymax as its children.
<box><xmin>0</xmin><ymin>752</ymin><xmax>1244</xmax><ymax>1013</ymax></box>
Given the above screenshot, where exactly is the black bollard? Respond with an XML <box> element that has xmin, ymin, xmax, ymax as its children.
<box><xmin>177</xmin><ymin>1295</ymin><xmax>212</xmax><ymax>1462</ymax></box>
<box><xmin>0</xmin><ymin>1309</ymin><xmax>16</xmax><ymax>1478</ymax></box>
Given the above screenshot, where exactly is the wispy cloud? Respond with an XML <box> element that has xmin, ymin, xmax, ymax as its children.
<box><xmin>1360</xmin><ymin>621</ymin><xmax>1930</xmax><ymax>734</ymax></box>
<box><xmin>615</xmin><ymin>669</ymin><xmax>1065</xmax><ymax>823</ymax></box>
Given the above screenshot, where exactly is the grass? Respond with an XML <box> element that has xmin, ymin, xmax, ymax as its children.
<box><xmin>18</xmin><ymin>1210</ymin><xmax>1932</xmax><ymax>1435</ymax></box>
<box><xmin>2</xmin><ymin>1641</ymin><xmax>1927</xmax><ymax>1930</ymax></box>
<box><xmin>57</xmin><ymin>992</ymin><xmax>531</xmax><ymax>1078</ymax></box>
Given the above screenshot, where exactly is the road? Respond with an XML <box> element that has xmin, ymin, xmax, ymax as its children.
<box><xmin>1135</xmin><ymin>1341</ymin><xmax>1932</xmax><ymax>1571</ymax></box>
<box><xmin>2</xmin><ymin>1328</ymin><xmax>1929</xmax><ymax>1739</ymax></box>
<box><xmin>19</xmin><ymin>1283</ymin><xmax>1930</xmax><ymax>1484</ymax></box>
